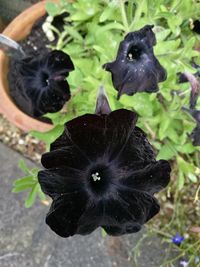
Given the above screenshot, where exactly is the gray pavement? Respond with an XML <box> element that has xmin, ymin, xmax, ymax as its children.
<box><xmin>0</xmin><ymin>142</ymin><xmax>178</xmax><ymax>267</ymax></box>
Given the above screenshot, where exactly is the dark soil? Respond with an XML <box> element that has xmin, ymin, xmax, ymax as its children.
<box><xmin>19</xmin><ymin>15</ymin><xmax>51</xmax><ymax>56</ymax></box>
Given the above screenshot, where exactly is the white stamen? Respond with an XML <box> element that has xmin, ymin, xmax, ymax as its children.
<box><xmin>91</xmin><ymin>172</ymin><xmax>101</xmax><ymax>182</ymax></box>
<box><xmin>128</xmin><ymin>53</ymin><xmax>133</xmax><ymax>60</ymax></box>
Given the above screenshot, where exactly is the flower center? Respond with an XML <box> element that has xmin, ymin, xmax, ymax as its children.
<box><xmin>91</xmin><ymin>172</ymin><xmax>101</xmax><ymax>182</ymax></box>
<box><xmin>127</xmin><ymin>45</ymin><xmax>141</xmax><ymax>61</ymax></box>
<box><xmin>40</xmin><ymin>71</ymin><xmax>50</xmax><ymax>87</ymax></box>
<box><xmin>87</xmin><ymin>166</ymin><xmax>113</xmax><ymax>196</ymax></box>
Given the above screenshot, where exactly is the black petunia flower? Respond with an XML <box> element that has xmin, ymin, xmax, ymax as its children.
<box><xmin>103</xmin><ymin>25</ymin><xmax>167</xmax><ymax>99</ymax></box>
<box><xmin>9</xmin><ymin>50</ymin><xmax>74</xmax><ymax>118</ymax></box>
<box><xmin>38</xmin><ymin>87</ymin><xmax>171</xmax><ymax>237</ymax></box>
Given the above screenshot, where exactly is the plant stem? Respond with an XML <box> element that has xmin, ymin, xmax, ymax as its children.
<box><xmin>194</xmin><ymin>184</ymin><xmax>200</xmax><ymax>203</ymax></box>
<box><xmin>149</xmin><ymin>227</ymin><xmax>172</xmax><ymax>239</ymax></box>
<box><xmin>119</xmin><ymin>0</ymin><xmax>129</xmax><ymax>33</ymax></box>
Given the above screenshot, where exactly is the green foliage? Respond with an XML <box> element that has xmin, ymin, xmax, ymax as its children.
<box><xmin>15</xmin><ymin>0</ymin><xmax>200</xmax><ymax>263</ymax></box>
<box><xmin>31</xmin><ymin>124</ymin><xmax>64</xmax><ymax>151</ymax></box>
<box><xmin>13</xmin><ymin>160</ymin><xmax>45</xmax><ymax>208</ymax></box>
<box><xmin>43</xmin><ymin>0</ymin><xmax>200</xmax><ymax>188</ymax></box>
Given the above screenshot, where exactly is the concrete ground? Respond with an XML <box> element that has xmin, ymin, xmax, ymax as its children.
<box><xmin>0</xmin><ymin>142</ymin><xmax>179</xmax><ymax>267</ymax></box>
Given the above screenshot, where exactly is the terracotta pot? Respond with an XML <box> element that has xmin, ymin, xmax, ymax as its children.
<box><xmin>0</xmin><ymin>1</ymin><xmax>58</xmax><ymax>132</ymax></box>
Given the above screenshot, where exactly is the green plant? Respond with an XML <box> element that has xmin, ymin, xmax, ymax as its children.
<box><xmin>14</xmin><ymin>0</ymin><xmax>200</xmax><ymax>265</ymax></box>
<box><xmin>12</xmin><ymin>160</ymin><xmax>46</xmax><ymax>208</ymax></box>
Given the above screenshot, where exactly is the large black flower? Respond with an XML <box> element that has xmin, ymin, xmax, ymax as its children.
<box><xmin>38</xmin><ymin>89</ymin><xmax>171</xmax><ymax>237</ymax></box>
<box><xmin>9</xmin><ymin>50</ymin><xmax>74</xmax><ymax>118</ymax></box>
<box><xmin>103</xmin><ymin>25</ymin><xmax>167</xmax><ymax>99</ymax></box>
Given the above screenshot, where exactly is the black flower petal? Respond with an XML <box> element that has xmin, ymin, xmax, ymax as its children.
<box><xmin>192</xmin><ymin>20</ymin><xmax>200</xmax><ymax>34</ymax></box>
<box><xmin>103</xmin><ymin>25</ymin><xmax>167</xmax><ymax>98</ymax></box>
<box><xmin>38</xmin><ymin>106</ymin><xmax>171</xmax><ymax>237</ymax></box>
<box><xmin>38</xmin><ymin>167</ymin><xmax>84</xmax><ymax>198</ymax></box>
<box><xmin>9</xmin><ymin>50</ymin><xmax>74</xmax><ymax>118</ymax></box>
<box><xmin>190</xmin><ymin>124</ymin><xmax>200</xmax><ymax>146</ymax></box>
<box><xmin>182</xmin><ymin>107</ymin><xmax>200</xmax><ymax>146</ymax></box>
<box><xmin>46</xmin><ymin>192</ymin><xmax>88</xmax><ymax>238</ymax></box>
<box><xmin>120</xmin><ymin>160</ymin><xmax>171</xmax><ymax>194</ymax></box>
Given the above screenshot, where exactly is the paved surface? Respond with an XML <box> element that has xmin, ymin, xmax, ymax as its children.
<box><xmin>0</xmin><ymin>142</ymin><xmax>178</xmax><ymax>267</ymax></box>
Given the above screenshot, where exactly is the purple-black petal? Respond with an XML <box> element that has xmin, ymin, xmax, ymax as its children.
<box><xmin>65</xmin><ymin>114</ymin><xmax>107</xmax><ymax>160</ymax></box>
<box><xmin>117</xmin><ymin>189</ymin><xmax>160</xmax><ymax>223</ymax></box>
<box><xmin>46</xmin><ymin>192</ymin><xmax>88</xmax><ymax>238</ymax></box>
<box><xmin>182</xmin><ymin>108</ymin><xmax>200</xmax><ymax>146</ymax></box>
<box><xmin>38</xmin><ymin>167</ymin><xmax>84</xmax><ymax>198</ymax></box>
<box><xmin>114</xmin><ymin>126</ymin><xmax>155</xmax><ymax>173</ymax></box>
<box><xmin>120</xmin><ymin>160</ymin><xmax>171</xmax><ymax>194</ymax></box>
<box><xmin>105</xmin><ymin>109</ymin><xmax>138</xmax><ymax>161</ymax></box>
<box><xmin>41</xmin><ymin>147</ymin><xmax>90</xmax><ymax>170</ymax></box>
<box><xmin>57</xmin><ymin>109</ymin><xmax>138</xmax><ymax>162</ymax></box>
<box><xmin>190</xmin><ymin>124</ymin><xmax>200</xmax><ymax>146</ymax></box>
<box><xmin>77</xmin><ymin>201</ymin><xmax>103</xmax><ymax>235</ymax></box>
<box><xmin>192</xmin><ymin>20</ymin><xmax>200</xmax><ymax>34</ymax></box>
<box><xmin>46</xmin><ymin>50</ymin><xmax>74</xmax><ymax>73</ymax></box>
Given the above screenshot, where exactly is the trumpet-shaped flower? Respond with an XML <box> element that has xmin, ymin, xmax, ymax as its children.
<box><xmin>103</xmin><ymin>25</ymin><xmax>166</xmax><ymax>99</ymax></box>
<box><xmin>9</xmin><ymin>50</ymin><xmax>74</xmax><ymax>118</ymax></box>
<box><xmin>38</xmin><ymin>88</ymin><xmax>171</xmax><ymax>237</ymax></box>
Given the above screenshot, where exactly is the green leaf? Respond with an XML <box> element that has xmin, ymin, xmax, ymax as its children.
<box><xmin>101</xmin><ymin>228</ymin><xmax>107</xmax><ymax>238</ymax></box>
<box><xmin>119</xmin><ymin>94</ymin><xmax>153</xmax><ymax>117</ymax></box>
<box><xmin>167</xmin><ymin>128</ymin><xmax>179</xmax><ymax>143</ymax></box>
<box><xmin>177</xmin><ymin>171</ymin><xmax>185</xmax><ymax>190</ymax></box>
<box><xmin>96</xmin><ymin>22</ymin><xmax>124</xmax><ymax>35</ymax></box>
<box><xmin>188</xmin><ymin>173</ymin><xmax>197</xmax><ymax>183</ymax></box>
<box><xmin>99</xmin><ymin>8</ymin><xmax>114</xmax><ymax>22</ymax></box>
<box><xmin>133</xmin><ymin>0</ymin><xmax>148</xmax><ymax>24</ymax></box>
<box><xmin>155</xmin><ymin>39</ymin><xmax>181</xmax><ymax>55</ymax></box>
<box><xmin>64</xmin><ymin>26</ymin><xmax>83</xmax><ymax>41</ymax></box>
<box><xmin>177</xmin><ymin>156</ymin><xmax>195</xmax><ymax>175</ymax></box>
<box><xmin>176</xmin><ymin>143</ymin><xmax>196</xmax><ymax>154</ymax></box>
<box><xmin>181</xmin><ymin>37</ymin><xmax>196</xmax><ymax>58</ymax></box>
<box><xmin>167</xmin><ymin>15</ymin><xmax>182</xmax><ymax>35</ymax></box>
<box><xmin>154</xmin><ymin>12</ymin><xmax>174</xmax><ymax>20</ymax></box>
<box><xmin>18</xmin><ymin>160</ymin><xmax>30</xmax><ymax>174</ymax></box>
<box><xmin>31</xmin><ymin>125</ymin><xmax>64</xmax><ymax>149</ymax></box>
<box><xmin>38</xmin><ymin>186</ymin><xmax>46</xmax><ymax>201</ymax></box>
<box><xmin>71</xmin><ymin>12</ymin><xmax>91</xmax><ymax>21</ymax></box>
<box><xmin>46</xmin><ymin>2</ymin><xmax>60</xmax><ymax>17</ymax></box>
<box><xmin>25</xmin><ymin>184</ymin><xmax>39</xmax><ymax>208</ymax></box>
<box><xmin>158</xmin><ymin>117</ymin><xmax>171</xmax><ymax>140</ymax></box>
<box><xmin>155</xmin><ymin>28</ymin><xmax>171</xmax><ymax>41</ymax></box>
<box><xmin>13</xmin><ymin>175</ymin><xmax>35</xmax><ymax>187</ymax></box>
<box><xmin>156</xmin><ymin>143</ymin><xmax>176</xmax><ymax>160</ymax></box>
<box><xmin>12</xmin><ymin>183</ymin><xmax>36</xmax><ymax>193</ymax></box>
